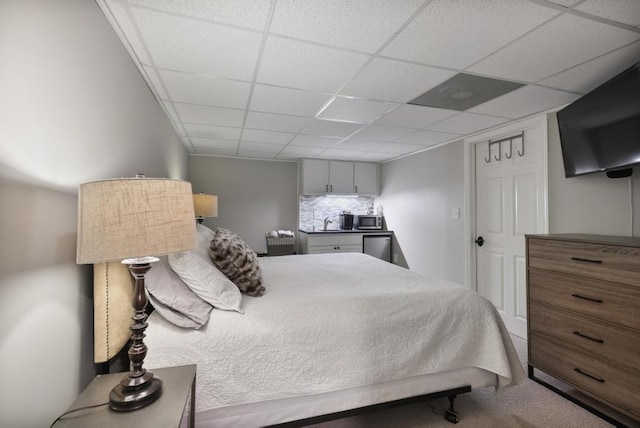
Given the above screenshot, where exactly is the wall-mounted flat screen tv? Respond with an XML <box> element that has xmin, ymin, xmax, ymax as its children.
<box><xmin>557</xmin><ymin>61</ymin><xmax>640</xmax><ymax>178</ymax></box>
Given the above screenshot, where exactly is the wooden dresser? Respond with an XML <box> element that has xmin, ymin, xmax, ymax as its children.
<box><xmin>526</xmin><ymin>234</ymin><xmax>640</xmax><ymax>424</ymax></box>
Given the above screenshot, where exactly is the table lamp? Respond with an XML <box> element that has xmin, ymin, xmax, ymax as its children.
<box><xmin>76</xmin><ymin>176</ymin><xmax>196</xmax><ymax>411</ymax></box>
<box><xmin>193</xmin><ymin>191</ymin><xmax>218</xmax><ymax>224</ymax></box>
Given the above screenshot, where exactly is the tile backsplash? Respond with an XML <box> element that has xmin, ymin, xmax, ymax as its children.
<box><xmin>299</xmin><ymin>195</ymin><xmax>376</xmax><ymax>231</ymax></box>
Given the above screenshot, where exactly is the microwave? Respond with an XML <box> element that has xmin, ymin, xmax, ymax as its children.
<box><xmin>355</xmin><ymin>215</ymin><xmax>383</xmax><ymax>230</ymax></box>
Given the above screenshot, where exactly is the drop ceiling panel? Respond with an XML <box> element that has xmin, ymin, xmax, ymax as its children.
<box><xmin>237</xmin><ymin>150</ymin><xmax>278</xmax><ymax>159</ymax></box>
<box><xmin>352</xmin><ymin>124</ymin><xmax>415</xmax><ymax>142</ymax></box>
<box><xmin>576</xmin><ymin>0</ymin><xmax>640</xmax><ymax>26</ymax></box>
<box><xmin>317</xmin><ymin>97</ymin><xmax>397</xmax><ymax>124</ymax></box>
<box><xmin>174</xmin><ymin>103</ymin><xmax>245</xmax><ymax>127</ymax></box>
<box><xmin>289</xmin><ymin>135</ymin><xmax>342</xmax><ymax>148</ymax></box>
<box><xmin>429</xmin><ymin>112</ymin><xmax>509</xmax><ymax>135</ymax></box>
<box><xmin>357</xmin><ymin>152</ymin><xmax>398</xmax><ymax>161</ymax></box>
<box><xmin>190</xmin><ymin>137</ymin><xmax>238</xmax><ymax>149</ymax></box>
<box><xmin>238</xmin><ymin>141</ymin><xmax>285</xmax><ymax>153</ymax></box>
<box><xmin>395</xmin><ymin>129</ymin><xmax>460</xmax><ymax>146</ymax></box>
<box><xmin>126</xmin><ymin>0</ymin><xmax>271</xmax><ymax>30</ymax></box>
<box><xmin>184</xmin><ymin>123</ymin><xmax>242</xmax><ymax>140</ymax></box>
<box><xmin>257</xmin><ymin>37</ymin><xmax>370</xmax><ymax>92</ymax></box>
<box><xmin>300</xmin><ymin>119</ymin><xmax>364</xmax><ymax>138</ymax></box>
<box><xmin>374</xmin><ymin>104</ymin><xmax>458</xmax><ymax>129</ymax></box>
<box><xmin>98</xmin><ymin>0</ymin><xmax>640</xmax><ymax>163</ymax></box>
<box><xmin>470</xmin><ymin>85</ymin><xmax>581</xmax><ymax>119</ymax></box>
<box><xmin>194</xmin><ymin>147</ymin><xmax>238</xmax><ymax>156</ymax></box>
<box><xmin>341</xmin><ymin>58</ymin><xmax>455</xmax><ymax>103</ymax></box>
<box><xmin>469</xmin><ymin>14</ymin><xmax>640</xmax><ymax>83</ymax></box>
<box><xmin>318</xmin><ymin>149</ymin><xmax>366</xmax><ymax>160</ymax></box>
<box><xmin>131</xmin><ymin>7</ymin><xmax>262</xmax><ymax>80</ymax></box>
<box><xmin>241</xmin><ymin>129</ymin><xmax>294</xmax><ymax>144</ymax></box>
<box><xmin>381</xmin><ymin>0</ymin><xmax>560</xmax><ymax>69</ymax></box>
<box><xmin>336</xmin><ymin>138</ymin><xmax>386</xmax><ymax>151</ymax></box>
<box><xmin>250</xmin><ymin>85</ymin><xmax>332</xmax><ymax>117</ymax></box>
<box><xmin>539</xmin><ymin>41</ymin><xmax>640</xmax><ymax>93</ymax></box>
<box><xmin>278</xmin><ymin>145</ymin><xmax>326</xmax><ymax>157</ymax></box>
<box><xmin>270</xmin><ymin>0</ymin><xmax>423</xmax><ymax>53</ymax></box>
<box><xmin>157</xmin><ymin>69</ymin><xmax>251</xmax><ymax>109</ymax></box>
<box><xmin>374</xmin><ymin>142</ymin><xmax>426</xmax><ymax>154</ymax></box>
<box><xmin>244</xmin><ymin>111</ymin><xmax>308</xmax><ymax>133</ymax></box>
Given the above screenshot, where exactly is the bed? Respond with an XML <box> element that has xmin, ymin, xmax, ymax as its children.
<box><xmin>94</xmin><ymin>228</ymin><xmax>524</xmax><ymax>427</ymax></box>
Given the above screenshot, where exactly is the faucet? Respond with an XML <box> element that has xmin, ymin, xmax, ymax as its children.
<box><xmin>323</xmin><ymin>217</ymin><xmax>333</xmax><ymax>231</ymax></box>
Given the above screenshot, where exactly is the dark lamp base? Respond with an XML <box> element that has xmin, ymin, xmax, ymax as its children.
<box><xmin>109</xmin><ymin>371</ymin><xmax>163</xmax><ymax>412</ymax></box>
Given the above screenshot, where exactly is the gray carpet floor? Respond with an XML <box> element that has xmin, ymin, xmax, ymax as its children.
<box><xmin>308</xmin><ymin>335</ymin><xmax>634</xmax><ymax>428</ymax></box>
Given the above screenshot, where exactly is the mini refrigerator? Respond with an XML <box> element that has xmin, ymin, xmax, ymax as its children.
<box><xmin>363</xmin><ymin>235</ymin><xmax>391</xmax><ymax>263</ymax></box>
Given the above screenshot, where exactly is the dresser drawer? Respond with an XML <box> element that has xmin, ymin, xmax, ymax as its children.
<box><xmin>529</xmin><ymin>303</ymin><xmax>640</xmax><ymax>372</ymax></box>
<box><xmin>527</xmin><ymin>238</ymin><xmax>640</xmax><ymax>287</ymax></box>
<box><xmin>530</xmin><ymin>333</ymin><xmax>640</xmax><ymax>419</ymax></box>
<box><xmin>528</xmin><ymin>268</ymin><xmax>640</xmax><ymax>330</ymax></box>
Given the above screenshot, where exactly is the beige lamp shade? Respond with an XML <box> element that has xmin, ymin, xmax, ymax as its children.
<box><xmin>193</xmin><ymin>193</ymin><xmax>218</xmax><ymax>218</ymax></box>
<box><xmin>76</xmin><ymin>177</ymin><xmax>197</xmax><ymax>264</ymax></box>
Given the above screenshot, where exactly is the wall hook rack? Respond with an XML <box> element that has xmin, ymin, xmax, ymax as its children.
<box><xmin>483</xmin><ymin>131</ymin><xmax>525</xmax><ymax>163</ymax></box>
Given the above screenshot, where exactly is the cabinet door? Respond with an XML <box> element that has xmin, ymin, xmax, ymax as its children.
<box><xmin>306</xmin><ymin>233</ymin><xmax>363</xmax><ymax>254</ymax></box>
<box><xmin>308</xmin><ymin>244</ymin><xmax>362</xmax><ymax>254</ymax></box>
<box><xmin>354</xmin><ymin>162</ymin><xmax>379</xmax><ymax>195</ymax></box>
<box><xmin>329</xmin><ymin>161</ymin><xmax>354</xmax><ymax>194</ymax></box>
<box><xmin>301</xmin><ymin>159</ymin><xmax>329</xmax><ymax>194</ymax></box>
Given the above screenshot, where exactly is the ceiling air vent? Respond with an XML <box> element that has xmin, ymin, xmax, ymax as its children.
<box><xmin>408</xmin><ymin>73</ymin><xmax>525</xmax><ymax>111</ymax></box>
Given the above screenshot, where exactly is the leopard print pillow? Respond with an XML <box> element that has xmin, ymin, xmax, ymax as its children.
<box><xmin>209</xmin><ymin>228</ymin><xmax>265</xmax><ymax>297</ymax></box>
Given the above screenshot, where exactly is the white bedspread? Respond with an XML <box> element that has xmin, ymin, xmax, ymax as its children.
<box><xmin>144</xmin><ymin>253</ymin><xmax>524</xmax><ymax>414</ymax></box>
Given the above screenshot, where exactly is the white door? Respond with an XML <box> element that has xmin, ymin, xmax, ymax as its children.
<box><xmin>473</xmin><ymin>122</ymin><xmax>546</xmax><ymax>339</ymax></box>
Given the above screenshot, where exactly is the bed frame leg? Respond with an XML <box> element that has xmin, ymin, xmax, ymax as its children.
<box><xmin>443</xmin><ymin>394</ymin><xmax>459</xmax><ymax>424</ymax></box>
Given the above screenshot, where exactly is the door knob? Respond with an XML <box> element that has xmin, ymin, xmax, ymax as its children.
<box><xmin>475</xmin><ymin>236</ymin><xmax>485</xmax><ymax>247</ymax></box>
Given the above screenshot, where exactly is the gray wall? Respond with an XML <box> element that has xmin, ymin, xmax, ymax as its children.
<box><xmin>379</xmin><ymin>113</ymin><xmax>640</xmax><ymax>292</ymax></box>
<box><xmin>547</xmin><ymin>113</ymin><xmax>640</xmax><ymax>236</ymax></box>
<box><xmin>0</xmin><ymin>1</ymin><xmax>188</xmax><ymax>426</ymax></box>
<box><xmin>379</xmin><ymin>141</ymin><xmax>466</xmax><ymax>284</ymax></box>
<box><xmin>189</xmin><ymin>156</ymin><xmax>299</xmax><ymax>253</ymax></box>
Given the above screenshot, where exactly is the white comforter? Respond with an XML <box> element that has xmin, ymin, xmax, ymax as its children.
<box><xmin>144</xmin><ymin>253</ymin><xmax>524</xmax><ymax>413</ymax></box>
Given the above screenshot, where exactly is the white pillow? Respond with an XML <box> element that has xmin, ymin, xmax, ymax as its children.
<box><xmin>196</xmin><ymin>223</ymin><xmax>215</xmax><ymax>249</ymax></box>
<box><xmin>168</xmin><ymin>249</ymin><xmax>243</xmax><ymax>313</ymax></box>
<box><xmin>146</xmin><ymin>256</ymin><xmax>213</xmax><ymax>328</ymax></box>
<box><xmin>147</xmin><ymin>291</ymin><xmax>211</xmax><ymax>329</ymax></box>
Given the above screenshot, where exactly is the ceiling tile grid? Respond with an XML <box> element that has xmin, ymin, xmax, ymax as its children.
<box><xmin>468</xmin><ymin>13</ymin><xmax>640</xmax><ymax>83</ymax></box>
<box><xmin>379</xmin><ymin>0</ymin><xmax>561</xmax><ymax>69</ymax></box>
<box><xmin>99</xmin><ymin>0</ymin><xmax>640</xmax><ymax>163</ymax></box>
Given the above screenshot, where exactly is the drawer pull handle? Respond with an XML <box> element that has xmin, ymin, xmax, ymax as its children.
<box><xmin>571</xmin><ymin>294</ymin><xmax>603</xmax><ymax>304</ymax></box>
<box><xmin>572</xmin><ymin>331</ymin><xmax>604</xmax><ymax>343</ymax></box>
<box><xmin>574</xmin><ymin>368</ymin><xmax>605</xmax><ymax>383</ymax></box>
<box><xmin>570</xmin><ymin>257</ymin><xmax>602</xmax><ymax>264</ymax></box>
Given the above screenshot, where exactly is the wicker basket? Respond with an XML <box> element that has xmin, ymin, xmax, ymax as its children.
<box><xmin>266</xmin><ymin>236</ymin><xmax>295</xmax><ymax>256</ymax></box>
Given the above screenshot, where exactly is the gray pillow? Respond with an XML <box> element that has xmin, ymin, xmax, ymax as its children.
<box><xmin>147</xmin><ymin>291</ymin><xmax>209</xmax><ymax>329</ymax></box>
<box><xmin>209</xmin><ymin>228</ymin><xmax>265</xmax><ymax>297</ymax></box>
<box><xmin>145</xmin><ymin>256</ymin><xmax>213</xmax><ymax>328</ymax></box>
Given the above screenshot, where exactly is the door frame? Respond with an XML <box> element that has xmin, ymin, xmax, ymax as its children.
<box><xmin>463</xmin><ymin>114</ymin><xmax>550</xmax><ymax>291</ymax></box>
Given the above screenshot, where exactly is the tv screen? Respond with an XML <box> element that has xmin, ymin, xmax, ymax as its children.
<box><xmin>557</xmin><ymin>61</ymin><xmax>640</xmax><ymax>178</ymax></box>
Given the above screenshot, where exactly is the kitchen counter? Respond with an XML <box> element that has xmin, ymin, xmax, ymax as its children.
<box><xmin>299</xmin><ymin>229</ymin><xmax>392</xmax><ymax>235</ymax></box>
<box><xmin>298</xmin><ymin>229</ymin><xmax>393</xmax><ymax>262</ymax></box>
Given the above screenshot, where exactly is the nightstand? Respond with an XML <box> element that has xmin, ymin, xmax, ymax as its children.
<box><xmin>53</xmin><ymin>365</ymin><xmax>196</xmax><ymax>428</ymax></box>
